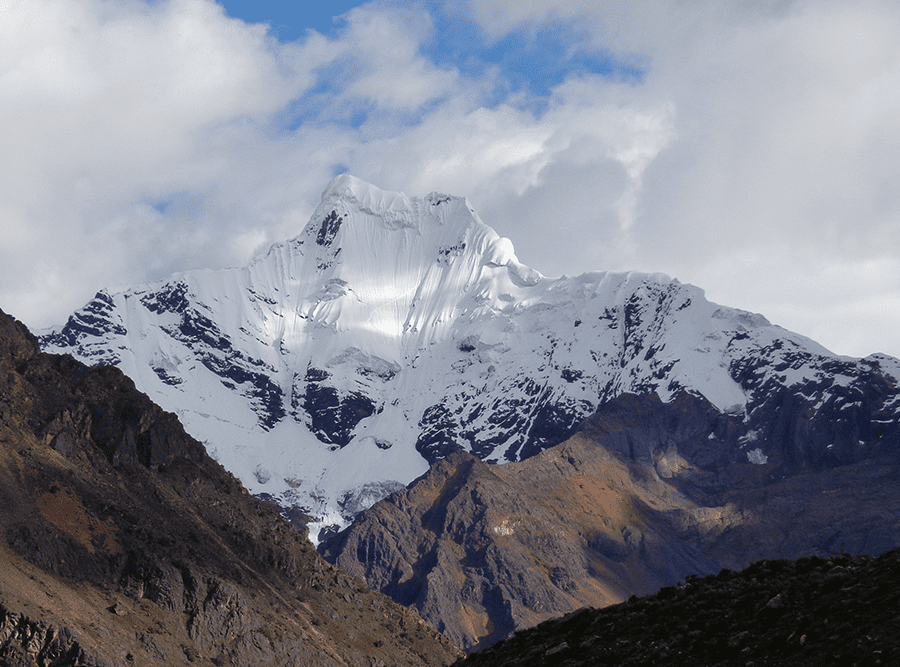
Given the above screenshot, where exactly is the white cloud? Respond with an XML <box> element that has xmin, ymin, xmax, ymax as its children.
<box><xmin>0</xmin><ymin>0</ymin><xmax>331</xmax><ymax>324</ymax></box>
<box><xmin>337</xmin><ymin>5</ymin><xmax>458</xmax><ymax>110</ymax></box>
<box><xmin>344</xmin><ymin>75</ymin><xmax>675</xmax><ymax>259</ymax></box>
<box><xmin>627</xmin><ymin>1</ymin><xmax>900</xmax><ymax>357</ymax></box>
<box><xmin>455</xmin><ymin>0</ymin><xmax>900</xmax><ymax>357</ymax></box>
<box><xmin>1</xmin><ymin>0</ymin><xmax>898</xmax><ymax>361</ymax></box>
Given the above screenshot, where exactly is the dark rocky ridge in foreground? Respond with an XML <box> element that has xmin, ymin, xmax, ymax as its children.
<box><xmin>320</xmin><ymin>391</ymin><xmax>900</xmax><ymax>651</ymax></box>
<box><xmin>0</xmin><ymin>309</ymin><xmax>461</xmax><ymax>666</ymax></box>
<box><xmin>456</xmin><ymin>549</ymin><xmax>900</xmax><ymax>666</ymax></box>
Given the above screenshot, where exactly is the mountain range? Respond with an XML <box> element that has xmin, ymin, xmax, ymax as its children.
<box><xmin>3</xmin><ymin>302</ymin><xmax>896</xmax><ymax>664</ymax></box>
<box><xmin>15</xmin><ymin>174</ymin><xmax>900</xmax><ymax>656</ymax></box>
<box><xmin>39</xmin><ymin>175</ymin><xmax>900</xmax><ymax>546</ymax></box>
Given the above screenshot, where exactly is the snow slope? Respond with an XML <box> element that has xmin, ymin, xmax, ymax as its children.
<box><xmin>41</xmin><ymin>175</ymin><xmax>900</xmax><ymax>540</ymax></box>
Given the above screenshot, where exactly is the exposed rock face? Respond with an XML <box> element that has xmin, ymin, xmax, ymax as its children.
<box><xmin>0</xmin><ymin>308</ymin><xmax>461</xmax><ymax>666</ymax></box>
<box><xmin>320</xmin><ymin>391</ymin><xmax>900</xmax><ymax>651</ymax></box>
<box><xmin>456</xmin><ymin>549</ymin><xmax>900</xmax><ymax>666</ymax></box>
<box><xmin>0</xmin><ymin>605</ymin><xmax>89</xmax><ymax>667</ymax></box>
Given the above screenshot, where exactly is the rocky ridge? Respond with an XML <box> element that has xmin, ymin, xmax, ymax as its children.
<box><xmin>320</xmin><ymin>391</ymin><xmax>900</xmax><ymax>651</ymax></box>
<box><xmin>0</xmin><ymin>308</ymin><xmax>461</xmax><ymax>666</ymax></box>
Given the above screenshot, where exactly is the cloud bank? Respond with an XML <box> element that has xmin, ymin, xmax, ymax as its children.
<box><xmin>2</xmin><ymin>0</ymin><xmax>898</xmax><ymax>359</ymax></box>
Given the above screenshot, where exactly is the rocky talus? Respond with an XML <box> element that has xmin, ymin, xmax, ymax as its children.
<box><xmin>0</xmin><ymin>308</ymin><xmax>462</xmax><ymax>666</ymax></box>
<box><xmin>320</xmin><ymin>392</ymin><xmax>900</xmax><ymax>651</ymax></box>
<box><xmin>456</xmin><ymin>549</ymin><xmax>900</xmax><ymax>666</ymax></box>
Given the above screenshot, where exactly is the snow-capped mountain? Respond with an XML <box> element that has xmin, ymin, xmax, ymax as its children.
<box><xmin>41</xmin><ymin>175</ymin><xmax>900</xmax><ymax>540</ymax></box>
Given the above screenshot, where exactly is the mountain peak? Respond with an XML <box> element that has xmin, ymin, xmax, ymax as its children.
<box><xmin>309</xmin><ymin>174</ymin><xmax>539</xmax><ymax>285</ymax></box>
<box><xmin>320</xmin><ymin>173</ymin><xmax>422</xmax><ymax>216</ymax></box>
<box><xmin>316</xmin><ymin>173</ymin><xmax>464</xmax><ymax>233</ymax></box>
<box><xmin>253</xmin><ymin>175</ymin><xmax>544</xmax><ymax>356</ymax></box>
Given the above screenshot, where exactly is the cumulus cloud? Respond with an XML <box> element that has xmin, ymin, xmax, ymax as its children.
<box><xmin>338</xmin><ymin>6</ymin><xmax>457</xmax><ymax>110</ymax></box>
<box><xmin>1</xmin><ymin>0</ymin><xmax>324</xmax><ymax>322</ymax></box>
<box><xmin>1</xmin><ymin>0</ymin><xmax>898</xmax><ymax>359</ymax></box>
<box><xmin>457</xmin><ymin>0</ymin><xmax>900</xmax><ymax>357</ymax></box>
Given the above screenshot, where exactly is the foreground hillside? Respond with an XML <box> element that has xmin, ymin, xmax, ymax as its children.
<box><xmin>0</xmin><ymin>308</ymin><xmax>461</xmax><ymax>666</ymax></box>
<box><xmin>321</xmin><ymin>391</ymin><xmax>900</xmax><ymax>650</ymax></box>
<box><xmin>457</xmin><ymin>549</ymin><xmax>900</xmax><ymax>666</ymax></box>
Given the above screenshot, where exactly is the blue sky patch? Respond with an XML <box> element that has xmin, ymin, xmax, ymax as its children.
<box><xmin>145</xmin><ymin>191</ymin><xmax>203</xmax><ymax>218</ymax></box>
<box><xmin>422</xmin><ymin>7</ymin><xmax>644</xmax><ymax>111</ymax></box>
<box><xmin>219</xmin><ymin>1</ymin><xmax>644</xmax><ymax>117</ymax></box>
<box><xmin>218</xmin><ymin>0</ymin><xmax>363</xmax><ymax>40</ymax></box>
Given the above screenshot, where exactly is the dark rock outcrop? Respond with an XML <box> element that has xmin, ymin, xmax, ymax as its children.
<box><xmin>0</xmin><ymin>605</ymin><xmax>91</xmax><ymax>667</ymax></box>
<box><xmin>0</xmin><ymin>308</ymin><xmax>462</xmax><ymax>666</ymax></box>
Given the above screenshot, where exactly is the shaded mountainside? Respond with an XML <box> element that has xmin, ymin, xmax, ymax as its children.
<box><xmin>0</xmin><ymin>309</ymin><xmax>461</xmax><ymax>666</ymax></box>
<box><xmin>40</xmin><ymin>176</ymin><xmax>900</xmax><ymax>539</ymax></box>
<box><xmin>320</xmin><ymin>391</ymin><xmax>900</xmax><ymax>651</ymax></box>
<box><xmin>456</xmin><ymin>549</ymin><xmax>900</xmax><ymax>667</ymax></box>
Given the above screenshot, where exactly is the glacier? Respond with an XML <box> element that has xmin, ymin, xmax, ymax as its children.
<box><xmin>41</xmin><ymin>175</ymin><xmax>900</xmax><ymax>541</ymax></box>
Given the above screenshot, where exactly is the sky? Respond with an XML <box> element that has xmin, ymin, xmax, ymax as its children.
<box><xmin>2</xmin><ymin>0</ymin><xmax>899</xmax><ymax>360</ymax></box>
